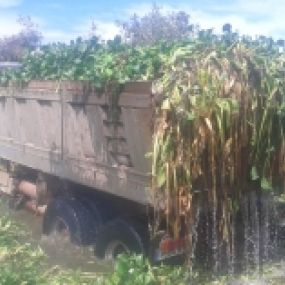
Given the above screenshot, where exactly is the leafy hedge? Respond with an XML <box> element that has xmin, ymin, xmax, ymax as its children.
<box><xmin>0</xmin><ymin>34</ymin><xmax>282</xmax><ymax>88</ymax></box>
<box><xmin>0</xmin><ymin>37</ymin><xmax>172</xmax><ymax>88</ymax></box>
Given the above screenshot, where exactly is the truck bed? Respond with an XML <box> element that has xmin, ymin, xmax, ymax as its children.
<box><xmin>0</xmin><ymin>81</ymin><xmax>153</xmax><ymax>205</ymax></box>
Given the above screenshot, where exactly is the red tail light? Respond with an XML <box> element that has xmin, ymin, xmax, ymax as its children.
<box><xmin>159</xmin><ymin>236</ymin><xmax>186</xmax><ymax>255</ymax></box>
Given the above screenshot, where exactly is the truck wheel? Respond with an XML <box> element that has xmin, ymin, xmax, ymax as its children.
<box><xmin>43</xmin><ymin>198</ymin><xmax>101</xmax><ymax>245</ymax></box>
<box><xmin>95</xmin><ymin>218</ymin><xmax>147</xmax><ymax>260</ymax></box>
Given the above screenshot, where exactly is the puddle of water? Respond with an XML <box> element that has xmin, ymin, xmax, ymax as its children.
<box><xmin>40</xmin><ymin>234</ymin><xmax>109</xmax><ymax>272</ymax></box>
<box><xmin>0</xmin><ymin>195</ymin><xmax>110</xmax><ymax>273</ymax></box>
<box><xmin>1</xmin><ymin>192</ymin><xmax>285</xmax><ymax>283</ymax></box>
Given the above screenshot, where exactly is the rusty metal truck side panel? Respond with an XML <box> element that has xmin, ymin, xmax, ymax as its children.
<box><xmin>0</xmin><ymin>81</ymin><xmax>153</xmax><ymax>205</ymax></box>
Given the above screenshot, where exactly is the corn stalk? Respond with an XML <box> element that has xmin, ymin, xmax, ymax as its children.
<box><xmin>152</xmin><ymin>41</ymin><xmax>285</xmax><ymax>269</ymax></box>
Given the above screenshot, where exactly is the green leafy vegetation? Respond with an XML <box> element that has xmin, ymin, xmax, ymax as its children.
<box><xmin>97</xmin><ymin>255</ymin><xmax>189</xmax><ymax>285</ymax></box>
<box><xmin>0</xmin><ymin>37</ymin><xmax>174</xmax><ymax>87</ymax></box>
<box><xmin>2</xmin><ymin>194</ymin><xmax>285</xmax><ymax>285</ymax></box>
<box><xmin>1</xmin><ymin>17</ymin><xmax>285</xmax><ymax>273</ymax></box>
<box><xmin>0</xmin><ymin>210</ymin><xmax>93</xmax><ymax>284</ymax></box>
<box><xmin>0</xmin><ymin>207</ymin><xmax>188</xmax><ymax>285</ymax></box>
<box><xmin>151</xmin><ymin>34</ymin><xmax>285</xmax><ymax>269</ymax></box>
<box><xmin>1</xmin><ymin>208</ymin><xmax>285</xmax><ymax>284</ymax></box>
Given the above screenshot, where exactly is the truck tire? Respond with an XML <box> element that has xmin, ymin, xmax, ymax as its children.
<box><xmin>43</xmin><ymin>198</ymin><xmax>101</xmax><ymax>245</ymax></box>
<box><xmin>95</xmin><ymin>218</ymin><xmax>147</xmax><ymax>260</ymax></box>
<box><xmin>76</xmin><ymin>197</ymin><xmax>111</xmax><ymax>223</ymax></box>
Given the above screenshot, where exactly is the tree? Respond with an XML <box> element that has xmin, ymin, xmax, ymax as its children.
<box><xmin>0</xmin><ymin>16</ymin><xmax>41</xmax><ymax>61</ymax></box>
<box><xmin>222</xmin><ymin>23</ymin><xmax>232</xmax><ymax>34</ymax></box>
<box><xmin>118</xmin><ymin>4</ymin><xmax>193</xmax><ymax>45</ymax></box>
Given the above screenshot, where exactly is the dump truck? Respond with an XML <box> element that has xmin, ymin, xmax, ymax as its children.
<box><xmin>0</xmin><ymin>80</ymin><xmax>184</xmax><ymax>261</ymax></box>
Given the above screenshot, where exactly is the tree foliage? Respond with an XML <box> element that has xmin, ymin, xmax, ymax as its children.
<box><xmin>0</xmin><ymin>16</ymin><xmax>41</xmax><ymax>61</ymax></box>
<box><xmin>118</xmin><ymin>4</ymin><xmax>193</xmax><ymax>45</ymax></box>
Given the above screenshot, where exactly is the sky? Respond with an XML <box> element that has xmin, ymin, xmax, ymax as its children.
<box><xmin>0</xmin><ymin>0</ymin><xmax>285</xmax><ymax>43</ymax></box>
